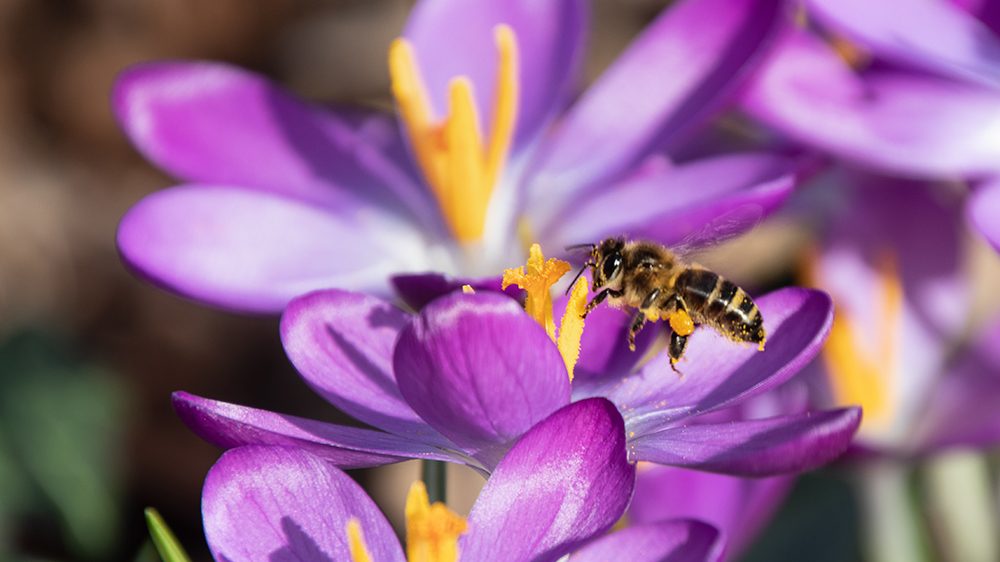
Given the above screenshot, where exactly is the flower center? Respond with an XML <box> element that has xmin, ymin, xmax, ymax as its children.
<box><xmin>818</xmin><ymin>252</ymin><xmax>902</xmax><ymax>435</ymax></box>
<box><xmin>503</xmin><ymin>244</ymin><xmax>589</xmax><ymax>381</ymax></box>
<box><xmin>347</xmin><ymin>482</ymin><xmax>467</xmax><ymax>562</ymax></box>
<box><xmin>389</xmin><ymin>25</ymin><xmax>520</xmax><ymax>243</ymax></box>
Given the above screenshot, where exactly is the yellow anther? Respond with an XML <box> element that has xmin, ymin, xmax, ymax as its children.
<box><xmin>816</xmin><ymin>252</ymin><xmax>902</xmax><ymax>432</ymax></box>
<box><xmin>668</xmin><ymin>309</ymin><xmax>695</xmax><ymax>337</ymax></box>
<box><xmin>502</xmin><ymin>244</ymin><xmax>571</xmax><ymax>340</ymax></box>
<box><xmin>347</xmin><ymin>519</ymin><xmax>373</xmax><ymax>562</ymax></box>
<box><xmin>389</xmin><ymin>25</ymin><xmax>519</xmax><ymax>243</ymax></box>
<box><xmin>558</xmin><ymin>276</ymin><xmax>589</xmax><ymax>382</ymax></box>
<box><xmin>406</xmin><ymin>481</ymin><xmax>466</xmax><ymax>562</ymax></box>
<box><xmin>503</xmin><ymin>244</ymin><xmax>588</xmax><ymax>382</ymax></box>
<box><xmin>462</xmin><ymin>285</ymin><xmax>475</xmax><ymax>294</ymax></box>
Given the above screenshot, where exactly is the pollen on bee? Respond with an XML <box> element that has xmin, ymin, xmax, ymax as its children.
<box><xmin>758</xmin><ymin>337</ymin><xmax>766</xmax><ymax>351</ymax></box>
<box><xmin>667</xmin><ymin>309</ymin><xmax>694</xmax><ymax>337</ymax></box>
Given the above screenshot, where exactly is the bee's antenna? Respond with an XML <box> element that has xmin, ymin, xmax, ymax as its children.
<box><xmin>564</xmin><ymin>243</ymin><xmax>597</xmax><ymax>252</ymax></box>
<box><xmin>565</xmin><ymin>263</ymin><xmax>591</xmax><ymax>295</ymax></box>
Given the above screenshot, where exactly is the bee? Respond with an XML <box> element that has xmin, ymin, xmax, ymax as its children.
<box><xmin>568</xmin><ymin>236</ymin><xmax>766</xmax><ymax>371</ymax></box>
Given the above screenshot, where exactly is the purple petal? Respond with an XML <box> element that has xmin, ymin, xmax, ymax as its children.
<box><xmin>528</xmin><ymin>0</ymin><xmax>784</xmax><ymax>221</ymax></box>
<box><xmin>390</xmin><ymin>273</ymin><xmax>524</xmax><ymax>311</ymax></box>
<box><xmin>203</xmin><ymin>445</ymin><xmax>405</xmax><ymax>562</ymax></box>
<box><xmin>629</xmin><ymin>465</ymin><xmax>793</xmax><ymax>557</ymax></box>
<box><xmin>280</xmin><ymin>289</ymin><xmax>451</xmax><ymax>447</ymax></box>
<box><xmin>393</xmin><ymin>292</ymin><xmax>571</xmax><ymax>468</ymax></box>
<box><xmin>912</xmin><ymin>319</ymin><xmax>1000</xmax><ymax>452</ymax></box>
<box><xmin>552</xmin><ymin>292</ymin><xmax>660</xmax><ymax>384</ymax></box>
<box><xmin>805</xmin><ymin>0</ymin><xmax>1000</xmax><ymax>89</ymax></box>
<box><xmin>113</xmin><ymin>61</ymin><xmax>438</xmax><ymax>226</ymax></box>
<box><xmin>742</xmin><ymin>29</ymin><xmax>1000</xmax><ymax>177</ymax></box>
<box><xmin>580</xmin><ymin>288</ymin><xmax>833</xmax><ymax>437</ymax></box>
<box><xmin>172</xmin><ymin>392</ymin><xmax>460</xmax><ymax>469</ymax></box>
<box><xmin>117</xmin><ymin>185</ymin><xmax>431</xmax><ymax>313</ymax></box>
<box><xmin>459</xmin><ymin>398</ymin><xmax>634</xmax><ymax>562</ymax></box>
<box><xmin>968</xmin><ymin>177</ymin><xmax>1000</xmax><ymax>254</ymax></box>
<box><xmin>404</xmin><ymin>0</ymin><xmax>587</xmax><ymax>149</ymax></box>
<box><xmin>570</xmin><ymin>520</ymin><xmax>725</xmax><ymax>562</ymax></box>
<box><xmin>628</xmin><ymin>407</ymin><xmax>862</xmax><ymax>476</ymax></box>
<box><xmin>542</xmin><ymin>153</ymin><xmax>795</xmax><ymax>250</ymax></box>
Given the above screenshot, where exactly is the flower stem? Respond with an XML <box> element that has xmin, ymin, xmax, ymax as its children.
<box><xmin>922</xmin><ymin>450</ymin><xmax>999</xmax><ymax>562</ymax></box>
<box><xmin>422</xmin><ymin>459</ymin><xmax>447</xmax><ymax>505</ymax></box>
<box><xmin>854</xmin><ymin>459</ymin><xmax>931</xmax><ymax>562</ymax></box>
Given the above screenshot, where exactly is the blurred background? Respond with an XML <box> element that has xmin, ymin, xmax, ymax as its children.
<box><xmin>2</xmin><ymin>1</ymin><xmax>1000</xmax><ymax>561</ymax></box>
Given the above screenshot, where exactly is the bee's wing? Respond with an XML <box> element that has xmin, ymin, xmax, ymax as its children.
<box><xmin>668</xmin><ymin>203</ymin><xmax>764</xmax><ymax>259</ymax></box>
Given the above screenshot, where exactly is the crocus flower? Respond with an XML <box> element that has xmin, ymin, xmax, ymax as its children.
<box><xmin>738</xmin><ymin>0</ymin><xmax>1000</xmax><ymax>251</ymax></box>
<box><xmin>114</xmin><ymin>0</ymin><xmax>795</xmax><ymax>313</ymax></box>
<box><xmin>201</xmin><ymin>400</ymin><xmax>727</xmax><ymax>562</ymax></box>
<box><xmin>798</xmin><ymin>174</ymin><xmax>986</xmax><ymax>456</ymax></box>
<box><xmin>172</xmin><ymin>247</ymin><xmax>861</xmax><ymax>480</ymax></box>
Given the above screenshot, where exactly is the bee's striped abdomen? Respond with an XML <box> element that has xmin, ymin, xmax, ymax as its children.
<box><xmin>675</xmin><ymin>268</ymin><xmax>765</xmax><ymax>344</ymax></box>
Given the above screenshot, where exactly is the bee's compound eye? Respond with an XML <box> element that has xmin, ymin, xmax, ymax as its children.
<box><xmin>603</xmin><ymin>254</ymin><xmax>622</xmax><ymax>281</ymax></box>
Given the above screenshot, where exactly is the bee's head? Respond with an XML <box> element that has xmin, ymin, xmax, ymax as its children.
<box><xmin>591</xmin><ymin>236</ymin><xmax>625</xmax><ymax>290</ymax></box>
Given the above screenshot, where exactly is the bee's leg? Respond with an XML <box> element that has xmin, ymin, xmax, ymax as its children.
<box><xmin>627</xmin><ymin>311</ymin><xmax>646</xmax><ymax>352</ymax></box>
<box><xmin>639</xmin><ymin>288</ymin><xmax>661</xmax><ymax>311</ymax></box>
<box><xmin>583</xmin><ymin>288</ymin><xmax>622</xmax><ymax>318</ymax></box>
<box><xmin>668</xmin><ymin>332</ymin><xmax>688</xmax><ymax>378</ymax></box>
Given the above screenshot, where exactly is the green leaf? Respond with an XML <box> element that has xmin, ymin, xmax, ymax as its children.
<box><xmin>145</xmin><ymin>508</ymin><xmax>191</xmax><ymax>562</ymax></box>
<box><xmin>0</xmin><ymin>331</ymin><xmax>128</xmax><ymax>559</ymax></box>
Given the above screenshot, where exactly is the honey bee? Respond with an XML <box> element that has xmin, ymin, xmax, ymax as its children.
<box><xmin>568</xmin><ymin>236</ymin><xmax>766</xmax><ymax>371</ymax></box>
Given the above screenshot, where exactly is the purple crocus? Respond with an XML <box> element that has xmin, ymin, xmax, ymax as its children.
<box><xmin>173</xmin><ymin>279</ymin><xmax>861</xmax><ymax>481</ymax></box>
<box><xmin>203</xmin><ymin>399</ymin><xmax>704</xmax><ymax>562</ymax></box>
<box><xmin>738</xmin><ymin>0</ymin><xmax>1000</xmax><ymax>252</ymax></box>
<box><xmin>113</xmin><ymin>0</ymin><xmax>795</xmax><ymax>313</ymax></box>
<box><xmin>798</xmin><ymin>173</ymin><xmax>1000</xmax><ymax>457</ymax></box>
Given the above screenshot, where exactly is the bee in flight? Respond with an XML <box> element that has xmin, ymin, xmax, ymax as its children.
<box><xmin>567</xmin><ymin>236</ymin><xmax>766</xmax><ymax>371</ymax></box>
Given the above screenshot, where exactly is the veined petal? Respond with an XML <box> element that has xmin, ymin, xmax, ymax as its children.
<box><xmin>113</xmin><ymin>61</ymin><xmax>438</xmax><ymax>227</ymax></box>
<box><xmin>393</xmin><ymin>292</ymin><xmax>571</xmax><ymax>469</ymax></box>
<box><xmin>528</xmin><ymin>0</ymin><xmax>784</xmax><ymax>225</ymax></box>
<box><xmin>578</xmin><ymin>288</ymin><xmax>833</xmax><ymax>437</ymax></box>
<box><xmin>543</xmin><ymin>153</ymin><xmax>795</xmax><ymax>251</ymax></box>
<box><xmin>280</xmin><ymin>289</ymin><xmax>452</xmax><ymax>448</ymax></box>
<box><xmin>805</xmin><ymin>0</ymin><xmax>1000</xmax><ymax>89</ymax></box>
<box><xmin>459</xmin><ymin>398</ymin><xmax>634</xmax><ymax>562</ymax></box>
<box><xmin>117</xmin><ymin>185</ymin><xmax>431</xmax><ymax>313</ymax></box>
<box><xmin>172</xmin><ymin>392</ymin><xmax>461</xmax><ymax>469</ymax></box>
<box><xmin>569</xmin><ymin>520</ymin><xmax>725</xmax><ymax>562</ymax></box>
<box><xmin>629</xmin><ymin>465</ymin><xmax>793</xmax><ymax>557</ymax></box>
<box><xmin>742</xmin><ymin>28</ymin><xmax>1000</xmax><ymax>177</ymax></box>
<box><xmin>202</xmin><ymin>446</ymin><xmax>405</xmax><ymax>562</ymax></box>
<box><xmin>403</xmin><ymin>0</ymin><xmax>587</xmax><ymax>150</ymax></box>
<box><xmin>628</xmin><ymin>407</ymin><xmax>862</xmax><ymax>476</ymax></box>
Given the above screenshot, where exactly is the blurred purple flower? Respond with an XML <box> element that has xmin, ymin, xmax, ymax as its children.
<box><xmin>798</xmin><ymin>172</ymin><xmax>1000</xmax><ymax>456</ymax></box>
<box><xmin>113</xmin><ymin>0</ymin><xmax>795</xmax><ymax>314</ymax></box>
<box><xmin>739</xmin><ymin>0</ymin><xmax>1000</xmax><ymax>252</ymax></box>
<box><xmin>174</xmin><ymin>286</ymin><xmax>860</xmax><ymax>478</ymax></box>
<box><xmin>202</xmin><ymin>400</ymin><xmax>705</xmax><ymax>562</ymax></box>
